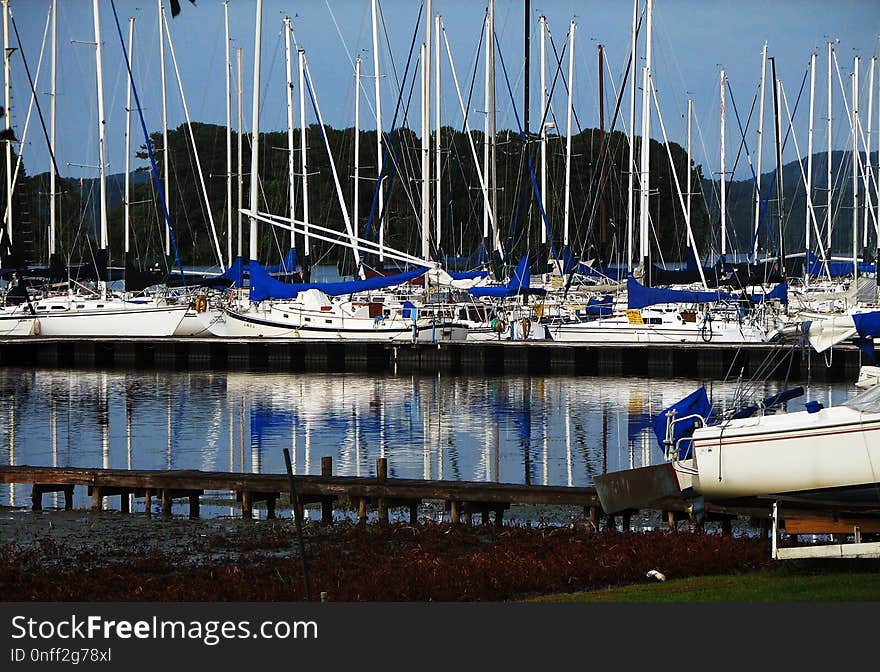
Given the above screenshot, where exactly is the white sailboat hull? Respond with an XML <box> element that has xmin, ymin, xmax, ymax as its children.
<box><xmin>21</xmin><ymin>298</ymin><xmax>189</xmax><ymax>337</ymax></box>
<box><xmin>688</xmin><ymin>405</ymin><xmax>880</xmax><ymax>499</ymax></box>
<box><xmin>0</xmin><ymin>313</ymin><xmax>39</xmax><ymax>337</ymax></box>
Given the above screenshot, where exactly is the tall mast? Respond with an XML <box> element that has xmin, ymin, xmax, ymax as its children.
<box><xmin>523</xmin><ymin>0</ymin><xmax>531</xmax><ymax>240</ymax></box>
<box><xmin>753</xmin><ymin>41</ymin><xmax>767</xmax><ymax>261</ymax></box>
<box><xmin>248</xmin><ymin>0</ymin><xmax>263</xmax><ymax>262</ymax></box>
<box><xmin>157</xmin><ymin>0</ymin><xmax>170</xmax><ymax>257</ymax></box>
<box><xmin>562</xmin><ymin>20</ymin><xmax>575</xmax><ymax>248</ymax></box>
<box><xmin>827</xmin><ymin>41</ymin><xmax>833</xmax><ymax>253</ymax></box>
<box><xmin>852</xmin><ymin>57</ymin><xmax>860</xmax><ymax>276</ymax></box>
<box><xmin>770</xmin><ymin>57</ymin><xmax>785</xmax><ymax>277</ymax></box>
<box><xmin>420</xmin><ymin>0</ymin><xmax>432</xmax><ymax>263</ymax></box>
<box><xmin>863</xmin><ymin>56</ymin><xmax>875</xmax><ymax>254</ymax></box>
<box><xmin>370</xmin><ymin>0</ymin><xmax>384</xmax><ymax>262</ymax></box>
<box><xmin>598</xmin><ymin>43</ymin><xmax>607</xmax><ymax>262</ymax></box>
<box><xmin>124</xmin><ymin>17</ymin><xmax>134</xmax><ymax>256</ymax></box>
<box><xmin>434</xmin><ymin>12</ymin><xmax>441</xmax><ymax>249</ymax></box>
<box><xmin>539</xmin><ymin>14</ymin><xmax>547</xmax><ymax>245</ymax></box>
<box><xmin>687</xmin><ymin>98</ymin><xmax>692</xmax><ymax>241</ymax></box>
<box><xmin>224</xmin><ymin>1</ymin><xmax>233</xmax><ymax>266</ymax></box>
<box><xmin>354</xmin><ymin>55</ymin><xmax>361</xmax><ymax>246</ymax></box>
<box><xmin>488</xmin><ymin>0</ymin><xmax>498</xmax><ymax>256</ymax></box>
<box><xmin>720</xmin><ymin>68</ymin><xmax>727</xmax><ymax>259</ymax></box>
<box><xmin>93</xmin><ymin>0</ymin><xmax>108</xmax><ymax>297</ymax></box>
<box><xmin>284</xmin><ymin>16</ymin><xmax>295</xmax><ymax>254</ymax></box>
<box><xmin>639</xmin><ymin>0</ymin><xmax>653</xmax><ymax>271</ymax></box>
<box><xmin>2</xmin><ymin>0</ymin><xmax>11</xmax><ymax>240</ymax></box>
<box><xmin>236</xmin><ymin>46</ymin><xmax>243</xmax><ymax>259</ymax></box>
<box><xmin>806</xmin><ymin>51</ymin><xmax>816</xmax><ymax>259</ymax></box>
<box><xmin>483</xmin><ymin>11</ymin><xmax>490</xmax><ymax>243</ymax></box>
<box><xmin>626</xmin><ymin>0</ymin><xmax>638</xmax><ymax>271</ymax></box>
<box><xmin>49</xmin><ymin>0</ymin><xmax>57</xmax><ymax>258</ymax></box>
<box><xmin>298</xmin><ymin>48</ymin><xmax>310</xmax><ymax>259</ymax></box>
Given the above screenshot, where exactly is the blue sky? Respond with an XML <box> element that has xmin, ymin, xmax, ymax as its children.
<box><xmin>6</xmin><ymin>0</ymin><xmax>880</xmax><ymax>181</ymax></box>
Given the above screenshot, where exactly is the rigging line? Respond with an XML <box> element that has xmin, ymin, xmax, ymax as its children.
<box><xmin>323</xmin><ymin>0</ymin><xmax>377</xmax><ymax>124</ymax></box>
<box><xmin>109</xmin><ymin>0</ymin><xmax>186</xmax><ymax>286</ymax></box>
<box><xmin>494</xmin><ymin>27</ymin><xmax>562</xmax><ymax>274</ymax></box>
<box><xmin>362</xmin><ymin>2</ymin><xmax>423</xmax><ymax>243</ymax></box>
<box><xmin>724</xmin><ymin>81</ymin><xmax>763</xmax><ymax>256</ymax></box>
<box><xmin>9</xmin><ymin>12</ymin><xmax>61</xmax><ymax>185</ymax></box>
<box><xmin>547</xmin><ymin>30</ymin><xmax>582</xmax><ymax>135</ymax></box>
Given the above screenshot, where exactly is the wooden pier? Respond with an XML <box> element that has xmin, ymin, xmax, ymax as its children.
<box><xmin>0</xmin><ymin>336</ymin><xmax>865</xmax><ymax>381</ymax></box>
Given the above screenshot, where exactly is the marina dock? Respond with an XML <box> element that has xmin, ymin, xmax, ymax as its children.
<box><xmin>0</xmin><ymin>337</ymin><xmax>866</xmax><ymax>380</ymax></box>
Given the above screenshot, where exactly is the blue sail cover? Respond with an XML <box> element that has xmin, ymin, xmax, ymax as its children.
<box><xmin>248</xmin><ymin>259</ymin><xmax>427</xmax><ymax>302</ymax></box>
<box><xmin>216</xmin><ymin>256</ymin><xmax>246</xmax><ymax>286</ymax></box>
<box><xmin>652</xmin><ymin>387</ymin><xmax>713</xmax><ymax>460</ymax></box>
<box><xmin>469</xmin><ymin>254</ymin><xmax>547</xmax><ymax>298</ymax></box>
<box><xmin>562</xmin><ymin>246</ymin><xmax>627</xmax><ymax>280</ymax></box>
<box><xmin>583</xmin><ymin>295</ymin><xmax>614</xmax><ymax>316</ymax></box>
<box><xmin>805</xmin><ymin>250</ymin><xmax>874</xmax><ymax>277</ymax></box>
<box><xmin>449</xmin><ymin>269</ymin><xmax>490</xmax><ymax>280</ymax></box>
<box><xmin>265</xmin><ymin>248</ymin><xmax>298</xmax><ymax>275</ymax></box>
<box><xmin>627</xmin><ymin>276</ymin><xmax>788</xmax><ymax>309</ymax></box>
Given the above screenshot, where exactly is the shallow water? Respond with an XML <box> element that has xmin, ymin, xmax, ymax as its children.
<box><xmin>0</xmin><ymin>367</ymin><xmax>859</xmax><ymax>516</ymax></box>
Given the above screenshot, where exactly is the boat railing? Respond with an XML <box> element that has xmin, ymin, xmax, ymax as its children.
<box><xmin>663</xmin><ymin>409</ymin><xmax>709</xmax><ymax>461</ymax></box>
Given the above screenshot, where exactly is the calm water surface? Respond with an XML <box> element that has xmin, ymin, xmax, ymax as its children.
<box><xmin>0</xmin><ymin>368</ymin><xmax>858</xmax><ymax>515</ymax></box>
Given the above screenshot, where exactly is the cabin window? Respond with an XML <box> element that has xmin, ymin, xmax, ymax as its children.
<box><xmin>325</xmin><ymin>319</ymin><xmax>332</xmax><ymax>324</ymax></box>
<box><xmin>304</xmin><ymin>317</ymin><xmax>311</xmax><ymax>322</ymax></box>
<box><xmin>51</xmin><ymin>305</ymin><xmax>66</xmax><ymax>310</ymax></box>
<box><xmin>76</xmin><ymin>304</ymin><xmax>85</xmax><ymax>309</ymax></box>
<box><xmin>646</xmin><ymin>317</ymin><xmax>662</xmax><ymax>325</ymax></box>
<box><xmin>96</xmin><ymin>304</ymin><xmax>104</xmax><ymax>308</ymax></box>
<box><xmin>37</xmin><ymin>306</ymin><xmax>48</xmax><ymax>311</ymax></box>
<box><xmin>283</xmin><ymin>313</ymin><xmax>289</xmax><ymax>319</ymax></box>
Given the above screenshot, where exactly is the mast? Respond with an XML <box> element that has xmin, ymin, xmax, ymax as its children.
<box><xmin>863</xmin><ymin>56</ymin><xmax>875</xmax><ymax>255</ymax></box>
<box><xmin>806</xmin><ymin>51</ymin><xmax>816</xmax><ymax>261</ymax></box>
<box><xmin>523</xmin><ymin>0</ymin><xmax>531</xmax><ymax>241</ymax></box>
<box><xmin>562</xmin><ymin>20</ymin><xmax>575</xmax><ymax>248</ymax></box>
<box><xmin>224</xmin><ymin>1</ymin><xmax>233</xmax><ymax>266</ymax></box>
<box><xmin>354</xmin><ymin>55</ymin><xmax>361</xmax><ymax>247</ymax></box>
<box><xmin>627</xmin><ymin>0</ymin><xmax>638</xmax><ymax>271</ymax></box>
<box><xmin>770</xmin><ymin>57</ymin><xmax>785</xmax><ymax>277</ymax></box>
<box><xmin>93</xmin><ymin>0</ymin><xmax>108</xmax><ymax>297</ymax></box>
<box><xmin>483</xmin><ymin>11</ymin><xmax>490</xmax><ymax>243</ymax></box>
<box><xmin>539</xmin><ymin>14</ymin><xmax>547</xmax><ymax>245</ymax></box>
<box><xmin>639</xmin><ymin>0</ymin><xmax>653</xmax><ymax>272</ymax></box>
<box><xmin>236</xmin><ymin>46</ymin><xmax>243</xmax><ymax>259</ymax></box>
<box><xmin>423</xmin><ymin>0</ymin><xmax>432</xmax><ymax>262</ymax></box>
<box><xmin>827</xmin><ymin>41</ymin><xmax>833</xmax><ymax>253</ymax></box>
<box><xmin>248</xmin><ymin>0</ymin><xmax>263</xmax><ymax>262</ymax></box>
<box><xmin>720</xmin><ymin>68</ymin><xmax>727</xmax><ymax>259</ymax></box>
<box><xmin>434</xmin><ymin>12</ymin><xmax>441</xmax><ymax>249</ymax></box>
<box><xmin>852</xmin><ymin>57</ymin><xmax>860</xmax><ymax>276</ymax></box>
<box><xmin>753</xmin><ymin>41</ymin><xmax>767</xmax><ymax>261</ymax></box>
<box><xmin>124</xmin><ymin>17</ymin><xmax>134</xmax><ymax>256</ymax></box>
<box><xmin>687</xmin><ymin>98</ymin><xmax>692</xmax><ymax>242</ymax></box>
<box><xmin>370</xmin><ymin>0</ymin><xmax>384</xmax><ymax>262</ymax></box>
<box><xmin>488</xmin><ymin>0</ymin><xmax>498</xmax><ymax>256</ymax></box>
<box><xmin>598</xmin><ymin>43</ymin><xmax>608</xmax><ymax>263</ymax></box>
<box><xmin>298</xmin><ymin>48</ymin><xmax>310</xmax><ymax>259</ymax></box>
<box><xmin>3</xmin><ymin>0</ymin><xmax>11</xmax><ymax>240</ymax></box>
<box><xmin>49</xmin><ymin>0</ymin><xmax>57</xmax><ymax>259</ymax></box>
<box><xmin>157</xmin><ymin>0</ymin><xmax>170</xmax><ymax>257</ymax></box>
<box><xmin>284</xmin><ymin>16</ymin><xmax>295</xmax><ymax>254</ymax></box>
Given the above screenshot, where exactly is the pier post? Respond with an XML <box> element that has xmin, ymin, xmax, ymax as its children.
<box><xmin>450</xmin><ymin>500</ymin><xmax>460</xmax><ymax>524</ymax></box>
<box><xmin>119</xmin><ymin>492</ymin><xmax>130</xmax><ymax>514</ymax></box>
<box><xmin>376</xmin><ymin>458</ymin><xmax>388</xmax><ymax>524</ymax></box>
<box><xmin>666</xmin><ymin>510</ymin><xmax>677</xmax><ymax>532</ymax></box>
<box><xmin>91</xmin><ymin>487</ymin><xmax>103</xmax><ymax>511</ymax></box>
<box><xmin>481</xmin><ymin>505</ymin><xmax>491</xmax><ymax>525</ymax></box>
<box><xmin>494</xmin><ymin>507</ymin><xmax>505</xmax><ymax>526</ymax></box>
<box><xmin>589</xmin><ymin>506</ymin><xmax>600</xmax><ymax>531</ymax></box>
<box><xmin>266</xmin><ymin>495</ymin><xmax>277</xmax><ymax>520</ymax></box>
<box><xmin>241</xmin><ymin>491</ymin><xmax>253</xmax><ymax>519</ymax></box>
<box><xmin>321</xmin><ymin>457</ymin><xmax>334</xmax><ymax>525</ymax></box>
<box><xmin>144</xmin><ymin>489</ymin><xmax>152</xmax><ymax>517</ymax></box>
<box><xmin>622</xmin><ymin>510</ymin><xmax>632</xmax><ymax>532</ymax></box>
<box><xmin>721</xmin><ymin>516</ymin><xmax>733</xmax><ymax>537</ymax></box>
<box><xmin>63</xmin><ymin>485</ymin><xmax>74</xmax><ymax>511</ymax></box>
<box><xmin>161</xmin><ymin>490</ymin><xmax>172</xmax><ymax>517</ymax></box>
<box><xmin>605</xmin><ymin>515</ymin><xmax>616</xmax><ymax>531</ymax></box>
<box><xmin>188</xmin><ymin>493</ymin><xmax>200</xmax><ymax>519</ymax></box>
<box><xmin>31</xmin><ymin>485</ymin><xmax>42</xmax><ymax>512</ymax></box>
<box><xmin>357</xmin><ymin>497</ymin><xmax>368</xmax><ymax>526</ymax></box>
<box><xmin>409</xmin><ymin>501</ymin><xmax>419</xmax><ymax>525</ymax></box>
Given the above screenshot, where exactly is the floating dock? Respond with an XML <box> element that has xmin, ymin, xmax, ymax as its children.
<box><xmin>0</xmin><ymin>337</ymin><xmax>865</xmax><ymax>380</ymax></box>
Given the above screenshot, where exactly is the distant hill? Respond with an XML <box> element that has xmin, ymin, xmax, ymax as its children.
<box><xmin>74</xmin><ymin>170</ymin><xmax>153</xmax><ymax>234</ymax></box>
<box><xmin>702</xmin><ymin>150</ymin><xmax>879</xmax><ymax>258</ymax></box>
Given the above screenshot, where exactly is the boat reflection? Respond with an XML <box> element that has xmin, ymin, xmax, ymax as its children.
<box><xmin>0</xmin><ymin>368</ymin><xmax>856</xmax><ymax>513</ymax></box>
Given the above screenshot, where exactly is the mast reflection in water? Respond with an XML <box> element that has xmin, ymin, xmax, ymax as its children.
<box><xmin>0</xmin><ymin>368</ymin><xmax>855</xmax><ymax>513</ymax></box>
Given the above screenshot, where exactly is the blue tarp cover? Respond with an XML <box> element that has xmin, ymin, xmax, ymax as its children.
<box><xmin>806</xmin><ymin>250</ymin><xmax>874</xmax><ymax>277</ymax></box>
<box><xmin>652</xmin><ymin>387</ymin><xmax>713</xmax><ymax>460</ymax></box>
<box><xmin>627</xmin><ymin>276</ymin><xmax>788</xmax><ymax>309</ymax></box>
<box><xmin>249</xmin><ymin>259</ymin><xmax>426</xmax><ymax>302</ymax></box>
<box><xmin>469</xmin><ymin>254</ymin><xmax>547</xmax><ymax>298</ymax></box>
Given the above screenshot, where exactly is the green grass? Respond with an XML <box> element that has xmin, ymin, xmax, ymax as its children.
<box><xmin>532</xmin><ymin>566</ymin><xmax>880</xmax><ymax>602</ymax></box>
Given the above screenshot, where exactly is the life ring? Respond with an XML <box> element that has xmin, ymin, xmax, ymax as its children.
<box><xmin>521</xmin><ymin>318</ymin><xmax>531</xmax><ymax>339</ymax></box>
<box><xmin>491</xmin><ymin>317</ymin><xmax>507</xmax><ymax>334</ymax></box>
<box><xmin>194</xmin><ymin>295</ymin><xmax>208</xmax><ymax>313</ymax></box>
